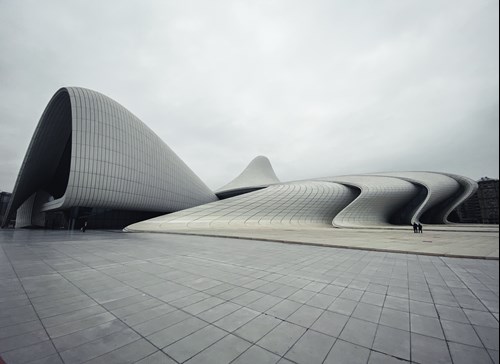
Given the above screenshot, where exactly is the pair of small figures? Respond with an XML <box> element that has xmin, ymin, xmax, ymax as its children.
<box><xmin>413</xmin><ymin>222</ymin><xmax>423</xmax><ymax>233</ymax></box>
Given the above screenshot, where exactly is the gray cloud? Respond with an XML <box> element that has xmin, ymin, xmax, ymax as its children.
<box><xmin>0</xmin><ymin>0</ymin><xmax>498</xmax><ymax>192</ymax></box>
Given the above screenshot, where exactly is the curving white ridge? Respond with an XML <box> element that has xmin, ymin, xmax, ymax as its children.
<box><xmin>216</xmin><ymin>156</ymin><xmax>280</xmax><ymax>195</ymax></box>
<box><xmin>440</xmin><ymin>173</ymin><xmax>478</xmax><ymax>224</ymax></box>
<box><xmin>320</xmin><ymin>175</ymin><xmax>420</xmax><ymax>228</ymax></box>
<box><xmin>371</xmin><ymin>172</ymin><xmax>460</xmax><ymax>224</ymax></box>
<box><xmin>127</xmin><ymin>171</ymin><xmax>477</xmax><ymax>232</ymax></box>
<box><xmin>126</xmin><ymin>181</ymin><xmax>358</xmax><ymax>231</ymax></box>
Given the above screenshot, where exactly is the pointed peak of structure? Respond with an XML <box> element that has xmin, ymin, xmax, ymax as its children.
<box><xmin>216</xmin><ymin>156</ymin><xmax>280</xmax><ymax>194</ymax></box>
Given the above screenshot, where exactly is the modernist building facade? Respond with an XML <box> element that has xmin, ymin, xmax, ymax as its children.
<box><xmin>2</xmin><ymin>87</ymin><xmax>217</xmax><ymax>229</ymax></box>
<box><xmin>3</xmin><ymin>87</ymin><xmax>481</xmax><ymax>231</ymax></box>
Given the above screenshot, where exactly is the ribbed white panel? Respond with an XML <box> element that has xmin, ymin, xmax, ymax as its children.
<box><xmin>371</xmin><ymin>172</ymin><xmax>460</xmax><ymax>223</ymax></box>
<box><xmin>320</xmin><ymin>175</ymin><xmax>419</xmax><ymax>227</ymax></box>
<box><xmin>126</xmin><ymin>181</ymin><xmax>358</xmax><ymax>231</ymax></box>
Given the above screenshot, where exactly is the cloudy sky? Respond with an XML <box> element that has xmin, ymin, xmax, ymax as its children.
<box><xmin>0</xmin><ymin>0</ymin><xmax>498</xmax><ymax>191</ymax></box>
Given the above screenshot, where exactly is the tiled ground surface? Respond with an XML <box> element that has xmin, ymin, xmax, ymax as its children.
<box><xmin>0</xmin><ymin>229</ymin><xmax>498</xmax><ymax>364</ymax></box>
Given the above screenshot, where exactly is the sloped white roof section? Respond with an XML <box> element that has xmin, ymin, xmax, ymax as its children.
<box><xmin>434</xmin><ymin>173</ymin><xmax>478</xmax><ymax>224</ymax></box>
<box><xmin>126</xmin><ymin>181</ymin><xmax>358</xmax><ymax>231</ymax></box>
<box><xmin>216</xmin><ymin>156</ymin><xmax>280</xmax><ymax>194</ymax></box>
<box><xmin>319</xmin><ymin>175</ymin><xmax>420</xmax><ymax>228</ymax></box>
<box><xmin>371</xmin><ymin>172</ymin><xmax>460</xmax><ymax>224</ymax></box>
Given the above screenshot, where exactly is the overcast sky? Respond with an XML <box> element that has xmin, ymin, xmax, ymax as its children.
<box><xmin>0</xmin><ymin>0</ymin><xmax>498</xmax><ymax>192</ymax></box>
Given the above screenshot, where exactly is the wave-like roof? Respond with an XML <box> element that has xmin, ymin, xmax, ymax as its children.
<box><xmin>321</xmin><ymin>175</ymin><xmax>420</xmax><ymax>227</ymax></box>
<box><xmin>127</xmin><ymin>171</ymin><xmax>478</xmax><ymax>232</ymax></box>
<box><xmin>370</xmin><ymin>172</ymin><xmax>461</xmax><ymax>224</ymax></box>
<box><xmin>126</xmin><ymin>181</ymin><xmax>357</xmax><ymax>231</ymax></box>
<box><xmin>216</xmin><ymin>156</ymin><xmax>280</xmax><ymax>196</ymax></box>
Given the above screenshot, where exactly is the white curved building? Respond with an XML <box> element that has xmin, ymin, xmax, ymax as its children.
<box><xmin>3</xmin><ymin>87</ymin><xmax>480</xmax><ymax>231</ymax></box>
<box><xmin>2</xmin><ymin>87</ymin><xmax>217</xmax><ymax>229</ymax></box>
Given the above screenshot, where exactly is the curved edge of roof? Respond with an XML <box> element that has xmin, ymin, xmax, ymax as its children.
<box><xmin>2</xmin><ymin>87</ymin><xmax>219</xmax><ymax>228</ymax></box>
<box><xmin>321</xmin><ymin>175</ymin><xmax>419</xmax><ymax>228</ymax></box>
<box><xmin>2</xmin><ymin>87</ymin><xmax>71</xmax><ymax>227</ymax></box>
<box><xmin>439</xmin><ymin>173</ymin><xmax>478</xmax><ymax>224</ymax></box>
<box><xmin>215</xmin><ymin>155</ymin><xmax>280</xmax><ymax>194</ymax></box>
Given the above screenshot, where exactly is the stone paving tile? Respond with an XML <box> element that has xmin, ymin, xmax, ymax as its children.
<box><xmin>321</xmin><ymin>284</ymin><xmax>345</xmax><ymax>297</ymax></box>
<box><xmin>448</xmin><ymin>342</ymin><xmax>494</xmax><ymax>364</ymax></box>
<box><xmin>0</xmin><ymin>329</ymin><xmax>49</xmax><ymax>353</ymax></box>
<box><xmin>409</xmin><ymin>300</ymin><xmax>438</xmax><ymax>318</ymax></box>
<box><xmin>328</xmin><ymin>297</ymin><xmax>358</xmax><ymax>316</ymax></box>
<box><xmin>285</xmin><ymin>329</ymin><xmax>335</xmax><ymax>364</ymax></box>
<box><xmin>305</xmin><ymin>292</ymin><xmax>337</xmax><ymax>309</ymax></box>
<box><xmin>257</xmin><ymin>321</ymin><xmax>306</xmax><ymax>356</ymax></box>
<box><xmin>360</xmin><ymin>291</ymin><xmax>386</xmax><ymax>307</ymax></box>
<box><xmin>475</xmin><ymin>325</ymin><xmax>500</xmax><ymax>350</ymax></box>
<box><xmin>135</xmin><ymin>350</ymin><xmax>177</xmax><ymax>364</ymax></box>
<box><xmin>411</xmin><ymin>332</ymin><xmax>452</xmax><ymax>364</ymax></box>
<box><xmin>286</xmin><ymin>304</ymin><xmax>324</xmax><ymax>328</ymax></box>
<box><xmin>1</xmin><ymin>231</ymin><xmax>499</xmax><ymax>364</ymax></box>
<box><xmin>232</xmin><ymin>345</ymin><xmax>281</xmax><ymax>364</ymax></box>
<box><xmin>84</xmin><ymin>338</ymin><xmax>157</xmax><ymax>364</ymax></box>
<box><xmin>108</xmin><ymin>298</ymin><xmax>164</xmax><ymax>318</ymax></box>
<box><xmin>339</xmin><ymin>317</ymin><xmax>378</xmax><ymax>348</ymax></box>
<box><xmin>59</xmin><ymin>328</ymin><xmax>140</xmax><ymax>364</ymax></box>
<box><xmin>36</xmin><ymin>297</ymin><xmax>98</xmax><ymax>319</ymax></box>
<box><xmin>185</xmin><ymin>334</ymin><xmax>252</xmax><ymax>364</ymax></box>
<box><xmin>41</xmin><ymin>305</ymin><xmax>108</xmax><ymax>328</ymax></box>
<box><xmin>367</xmin><ymin>350</ymin><xmax>410</xmax><ymax>363</ymax></box>
<box><xmin>384</xmin><ymin>296</ymin><xmax>409</xmax><ymax>312</ymax></box>
<box><xmin>379</xmin><ymin>307</ymin><xmax>410</xmax><ymax>331</ymax></box>
<box><xmin>0</xmin><ymin>307</ymin><xmax>38</xmax><ymax>328</ymax></box>
<box><xmin>488</xmin><ymin>349</ymin><xmax>499</xmax><ymax>364</ymax></box>
<box><xmin>121</xmin><ymin>303</ymin><xmax>175</xmax><ymax>326</ymax></box>
<box><xmin>372</xmin><ymin>325</ymin><xmax>411</xmax><ymax>361</ymax></box>
<box><xmin>311</xmin><ymin>310</ymin><xmax>349</xmax><ymax>338</ymax></box>
<box><xmin>26</xmin><ymin>353</ymin><xmax>64</xmax><ymax>364</ymax></box>
<box><xmin>46</xmin><ymin>312</ymin><xmax>116</xmax><ymax>338</ymax></box>
<box><xmin>184</xmin><ymin>296</ymin><xmax>225</xmax><ymax>315</ymax></box>
<box><xmin>231</xmin><ymin>290</ymin><xmax>266</xmax><ymax>305</ymax></box>
<box><xmin>352</xmin><ymin>302</ymin><xmax>382</xmax><ymax>324</ymax></box>
<box><xmin>266</xmin><ymin>299</ymin><xmax>302</xmax><ymax>320</ymax></box>
<box><xmin>441</xmin><ymin>319</ymin><xmax>484</xmax><ymax>347</ymax></box>
<box><xmin>214</xmin><ymin>307</ymin><xmax>260</xmax><ymax>332</ymax></box>
<box><xmin>0</xmin><ymin>320</ymin><xmax>44</xmax><ymax>340</ymax></box>
<box><xmin>287</xmin><ymin>289</ymin><xmax>317</xmax><ymax>304</ymax></box>
<box><xmin>324</xmin><ymin>339</ymin><xmax>371</xmax><ymax>364</ymax></box>
<box><xmin>146</xmin><ymin>316</ymin><xmax>208</xmax><ymax>349</ymax></box>
<box><xmin>464</xmin><ymin>309</ymin><xmax>500</xmax><ymax>328</ymax></box>
<box><xmin>246</xmin><ymin>294</ymin><xmax>283</xmax><ymax>312</ymax></box>
<box><xmin>52</xmin><ymin>319</ymin><xmax>127</xmax><ymax>352</ymax></box>
<box><xmin>436</xmin><ymin>304</ymin><xmax>469</xmax><ymax>323</ymax></box>
<box><xmin>270</xmin><ymin>284</ymin><xmax>300</xmax><ymax>299</ymax></box>
<box><xmin>163</xmin><ymin>324</ymin><xmax>227</xmax><ymax>363</ymax></box>
<box><xmin>410</xmin><ymin>313</ymin><xmax>445</xmax><ymax>339</ymax></box>
<box><xmin>0</xmin><ymin>340</ymin><xmax>57</xmax><ymax>364</ymax></box>
<box><xmin>339</xmin><ymin>288</ymin><xmax>364</xmax><ymax>301</ymax></box>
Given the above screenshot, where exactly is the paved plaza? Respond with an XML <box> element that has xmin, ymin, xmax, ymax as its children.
<box><xmin>149</xmin><ymin>225</ymin><xmax>499</xmax><ymax>259</ymax></box>
<box><xmin>0</xmin><ymin>229</ymin><xmax>498</xmax><ymax>364</ymax></box>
